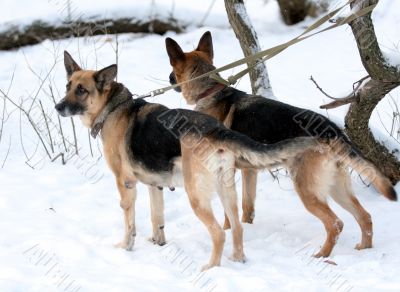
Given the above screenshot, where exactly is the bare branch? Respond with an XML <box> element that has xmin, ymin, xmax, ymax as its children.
<box><xmin>310</xmin><ymin>75</ymin><xmax>371</xmax><ymax>109</ymax></box>
<box><xmin>49</xmin><ymin>84</ymin><xmax>68</xmax><ymax>152</ymax></box>
<box><xmin>51</xmin><ymin>152</ymin><xmax>66</xmax><ymax>165</ymax></box>
<box><xmin>1</xmin><ymin>135</ymin><xmax>11</xmax><ymax>168</ymax></box>
<box><xmin>88</xmin><ymin>129</ymin><xmax>94</xmax><ymax>157</ymax></box>
<box><xmin>1</xmin><ymin>89</ymin><xmax>52</xmax><ymax>160</ymax></box>
<box><xmin>349</xmin><ymin>0</ymin><xmax>400</xmax><ymax>82</ymax></box>
<box><xmin>70</xmin><ymin>117</ymin><xmax>78</xmax><ymax>155</ymax></box>
<box><xmin>39</xmin><ymin>100</ymin><xmax>54</xmax><ymax>153</ymax></box>
<box><xmin>320</xmin><ymin>96</ymin><xmax>358</xmax><ymax>109</ymax></box>
<box><xmin>199</xmin><ymin>0</ymin><xmax>217</xmax><ymax>26</ymax></box>
<box><xmin>309</xmin><ymin>76</ymin><xmax>336</xmax><ymax>100</ymax></box>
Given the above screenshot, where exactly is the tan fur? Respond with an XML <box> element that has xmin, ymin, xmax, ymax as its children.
<box><xmin>181</xmin><ymin>135</ymin><xmax>245</xmax><ymax>269</ymax></box>
<box><xmin>61</xmin><ymin>57</ymin><xmax>250</xmax><ymax>270</ymax></box>
<box><xmin>166</xmin><ymin>34</ymin><xmax>385</xmax><ymax>258</ymax></box>
<box><xmin>66</xmin><ymin>71</ymin><xmax>107</xmax><ymax>128</ymax></box>
<box><xmin>62</xmin><ymin>67</ymin><xmax>167</xmax><ymax>249</ymax></box>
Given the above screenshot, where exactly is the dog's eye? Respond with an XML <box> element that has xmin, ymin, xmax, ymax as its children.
<box><xmin>75</xmin><ymin>84</ymin><xmax>87</xmax><ymax>96</ymax></box>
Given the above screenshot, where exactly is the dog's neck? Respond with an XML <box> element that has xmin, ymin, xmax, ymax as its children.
<box><xmin>91</xmin><ymin>82</ymin><xmax>132</xmax><ymax>138</ymax></box>
<box><xmin>196</xmin><ymin>82</ymin><xmax>226</xmax><ymax>101</ymax></box>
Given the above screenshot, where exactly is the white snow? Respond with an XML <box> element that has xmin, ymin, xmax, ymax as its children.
<box><xmin>1</xmin><ymin>0</ymin><xmax>400</xmax><ymax>291</ymax></box>
<box><xmin>383</xmin><ymin>50</ymin><xmax>400</xmax><ymax>69</ymax></box>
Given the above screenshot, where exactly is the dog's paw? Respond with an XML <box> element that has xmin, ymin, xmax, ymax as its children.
<box><xmin>313</xmin><ymin>250</ymin><xmax>330</xmax><ymax>258</ymax></box>
<box><xmin>114</xmin><ymin>236</ymin><xmax>135</xmax><ymax>251</ymax></box>
<box><xmin>148</xmin><ymin>226</ymin><xmax>166</xmax><ymax>246</ymax></box>
<box><xmin>355</xmin><ymin>242</ymin><xmax>372</xmax><ymax>250</ymax></box>
<box><xmin>148</xmin><ymin>232</ymin><xmax>166</xmax><ymax>246</ymax></box>
<box><xmin>229</xmin><ymin>252</ymin><xmax>246</xmax><ymax>263</ymax></box>
<box><xmin>200</xmin><ymin>262</ymin><xmax>219</xmax><ymax>272</ymax></box>
<box><xmin>241</xmin><ymin>212</ymin><xmax>255</xmax><ymax>224</ymax></box>
<box><xmin>114</xmin><ymin>241</ymin><xmax>128</xmax><ymax>249</ymax></box>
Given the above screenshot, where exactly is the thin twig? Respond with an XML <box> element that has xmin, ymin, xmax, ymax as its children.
<box><xmin>115</xmin><ymin>34</ymin><xmax>119</xmax><ymax>82</ymax></box>
<box><xmin>0</xmin><ymin>67</ymin><xmax>16</xmax><ymax>143</ymax></box>
<box><xmin>49</xmin><ymin>84</ymin><xmax>68</xmax><ymax>152</ymax></box>
<box><xmin>1</xmin><ymin>89</ymin><xmax>51</xmax><ymax>160</ymax></box>
<box><xmin>310</xmin><ymin>75</ymin><xmax>369</xmax><ymax>109</ymax></box>
<box><xmin>309</xmin><ymin>75</ymin><xmax>336</xmax><ymax>99</ymax></box>
<box><xmin>199</xmin><ymin>0</ymin><xmax>217</xmax><ymax>26</ymax></box>
<box><xmin>22</xmin><ymin>52</ymin><xmax>57</xmax><ymax>114</ymax></box>
<box><xmin>320</xmin><ymin>96</ymin><xmax>358</xmax><ymax>109</ymax></box>
<box><xmin>1</xmin><ymin>135</ymin><xmax>11</xmax><ymax>168</ymax></box>
<box><xmin>88</xmin><ymin>129</ymin><xmax>93</xmax><ymax>157</ymax></box>
<box><xmin>51</xmin><ymin>152</ymin><xmax>66</xmax><ymax>165</ymax></box>
<box><xmin>39</xmin><ymin>100</ymin><xmax>54</xmax><ymax>153</ymax></box>
<box><xmin>70</xmin><ymin>117</ymin><xmax>78</xmax><ymax>155</ymax></box>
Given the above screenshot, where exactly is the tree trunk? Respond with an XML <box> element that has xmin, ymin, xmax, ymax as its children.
<box><xmin>344</xmin><ymin>0</ymin><xmax>400</xmax><ymax>183</ymax></box>
<box><xmin>224</xmin><ymin>0</ymin><xmax>273</xmax><ymax>97</ymax></box>
<box><xmin>345</xmin><ymin>80</ymin><xmax>400</xmax><ymax>183</ymax></box>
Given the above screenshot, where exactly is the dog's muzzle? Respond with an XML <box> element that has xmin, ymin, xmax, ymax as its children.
<box><xmin>169</xmin><ymin>72</ymin><xmax>181</xmax><ymax>93</ymax></box>
<box><xmin>55</xmin><ymin>99</ymin><xmax>85</xmax><ymax>117</ymax></box>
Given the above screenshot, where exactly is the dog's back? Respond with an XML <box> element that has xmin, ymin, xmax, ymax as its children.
<box><xmin>207</xmin><ymin>87</ymin><xmax>341</xmax><ymax>144</ymax></box>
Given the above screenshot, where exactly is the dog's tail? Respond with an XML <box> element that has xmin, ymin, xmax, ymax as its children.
<box><xmin>328</xmin><ymin>137</ymin><xmax>397</xmax><ymax>201</ymax></box>
<box><xmin>210</xmin><ymin>128</ymin><xmax>320</xmax><ymax>169</ymax></box>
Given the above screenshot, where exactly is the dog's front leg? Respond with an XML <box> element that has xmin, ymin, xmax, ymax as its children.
<box><xmin>223</xmin><ymin>168</ymin><xmax>257</xmax><ymax>229</ymax></box>
<box><xmin>148</xmin><ymin>186</ymin><xmax>166</xmax><ymax>246</ymax></box>
<box><xmin>115</xmin><ymin>178</ymin><xmax>137</xmax><ymax>251</ymax></box>
<box><xmin>241</xmin><ymin>169</ymin><xmax>257</xmax><ymax>224</ymax></box>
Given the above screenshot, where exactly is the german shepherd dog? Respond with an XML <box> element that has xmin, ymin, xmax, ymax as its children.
<box><xmin>55</xmin><ymin>51</ymin><xmax>319</xmax><ymax>270</ymax></box>
<box><xmin>166</xmin><ymin>31</ymin><xmax>397</xmax><ymax>258</ymax></box>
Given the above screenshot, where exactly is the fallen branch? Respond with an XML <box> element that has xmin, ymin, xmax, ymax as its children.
<box><xmin>0</xmin><ymin>18</ymin><xmax>184</xmax><ymax>51</ymax></box>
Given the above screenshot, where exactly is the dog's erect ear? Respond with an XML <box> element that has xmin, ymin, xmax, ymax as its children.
<box><xmin>64</xmin><ymin>51</ymin><xmax>81</xmax><ymax>78</ymax></box>
<box><xmin>196</xmin><ymin>31</ymin><xmax>213</xmax><ymax>60</ymax></box>
<box><xmin>165</xmin><ymin>37</ymin><xmax>185</xmax><ymax>66</ymax></box>
<box><xmin>94</xmin><ymin>64</ymin><xmax>117</xmax><ymax>90</ymax></box>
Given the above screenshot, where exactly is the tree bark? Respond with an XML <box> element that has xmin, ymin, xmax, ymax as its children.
<box><xmin>224</xmin><ymin>0</ymin><xmax>273</xmax><ymax>97</ymax></box>
<box><xmin>0</xmin><ymin>18</ymin><xmax>183</xmax><ymax>51</ymax></box>
<box><xmin>344</xmin><ymin>0</ymin><xmax>400</xmax><ymax>183</ymax></box>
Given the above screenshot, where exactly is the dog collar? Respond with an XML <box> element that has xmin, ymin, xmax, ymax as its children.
<box><xmin>196</xmin><ymin>83</ymin><xmax>226</xmax><ymax>101</ymax></box>
<box><xmin>91</xmin><ymin>86</ymin><xmax>132</xmax><ymax>139</ymax></box>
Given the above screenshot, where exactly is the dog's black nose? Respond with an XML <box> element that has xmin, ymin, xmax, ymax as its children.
<box><xmin>169</xmin><ymin>71</ymin><xmax>177</xmax><ymax>85</ymax></box>
<box><xmin>55</xmin><ymin>102</ymin><xmax>65</xmax><ymax>113</ymax></box>
<box><xmin>169</xmin><ymin>71</ymin><xmax>182</xmax><ymax>93</ymax></box>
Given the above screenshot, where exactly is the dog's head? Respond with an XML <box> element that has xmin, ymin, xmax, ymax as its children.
<box><xmin>55</xmin><ymin>51</ymin><xmax>117</xmax><ymax>128</ymax></box>
<box><xmin>166</xmin><ymin>31</ymin><xmax>216</xmax><ymax>104</ymax></box>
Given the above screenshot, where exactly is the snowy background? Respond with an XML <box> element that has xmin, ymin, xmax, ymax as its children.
<box><xmin>0</xmin><ymin>0</ymin><xmax>399</xmax><ymax>291</ymax></box>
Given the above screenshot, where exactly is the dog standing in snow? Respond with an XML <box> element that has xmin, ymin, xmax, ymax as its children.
<box><xmin>55</xmin><ymin>51</ymin><xmax>318</xmax><ymax>270</ymax></box>
<box><xmin>166</xmin><ymin>31</ymin><xmax>397</xmax><ymax>258</ymax></box>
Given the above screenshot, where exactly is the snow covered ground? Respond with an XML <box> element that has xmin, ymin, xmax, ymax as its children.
<box><xmin>0</xmin><ymin>0</ymin><xmax>399</xmax><ymax>291</ymax></box>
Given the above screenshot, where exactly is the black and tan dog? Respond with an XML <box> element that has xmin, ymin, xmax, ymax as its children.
<box><xmin>165</xmin><ymin>31</ymin><xmax>397</xmax><ymax>258</ymax></box>
<box><xmin>55</xmin><ymin>51</ymin><xmax>319</xmax><ymax>270</ymax></box>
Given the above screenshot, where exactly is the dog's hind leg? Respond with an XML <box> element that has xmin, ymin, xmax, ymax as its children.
<box><xmin>148</xmin><ymin>186</ymin><xmax>166</xmax><ymax>246</ymax></box>
<box><xmin>217</xmin><ymin>167</ymin><xmax>245</xmax><ymax>263</ymax></box>
<box><xmin>115</xmin><ymin>177</ymin><xmax>137</xmax><ymax>251</ymax></box>
<box><xmin>188</xmin><ymin>190</ymin><xmax>225</xmax><ymax>271</ymax></box>
<box><xmin>292</xmin><ymin>154</ymin><xmax>343</xmax><ymax>257</ymax></box>
<box><xmin>296</xmin><ymin>185</ymin><xmax>343</xmax><ymax>257</ymax></box>
<box><xmin>330</xmin><ymin>165</ymin><xmax>373</xmax><ymax>250</ymax></box>
<box><xmin>182</xmin><ymin>147</ymin><xmax>225</xmax><ymax>270</ymax></box>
